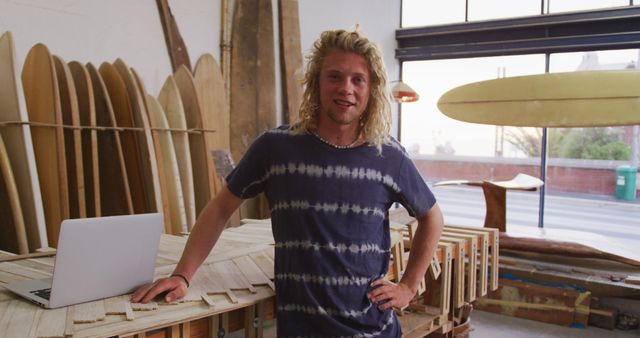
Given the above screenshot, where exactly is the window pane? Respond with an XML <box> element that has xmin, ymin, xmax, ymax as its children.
<box><xmin>547</xmin><ymin>0</ymin><xmax>630</xmax><ymax>14</ymax></box>
<box><xmin>542</xmin><ymin>49</ymin><xmax>640</xmax><ymax>248</ymax></box>
<box><xmin>401</xmin><ymin>55</ymin><xmax>545</xmax><ymax>227</ymax></box>
<box><xmin>468</xmin><ymin>0</ymin><xmax>541</xmax><ymax>21</ymax></box>
<box><xmin>401</xmin><ymin>0</ymin><xmax>466</xmax><ymax>27</ymax></box>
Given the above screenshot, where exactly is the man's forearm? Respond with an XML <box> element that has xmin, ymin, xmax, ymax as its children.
<box><xmin>399</xmin><ymin>203</ymin><xmax>444</xmax><ymax>293</ymax></box>
<box><xmin>172</xmin><ymin>187</ymin><xmax>242</xmax><ymax>281</ymax></box>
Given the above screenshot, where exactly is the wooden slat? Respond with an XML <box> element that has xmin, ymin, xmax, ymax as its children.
<box><xmin>73</xmin><ymin>300</ymin><xmax>106</xmax><ymax>323</ymax></box>
<box><xmin>0</xmin><ymin>299</ymin><xmax>39</xmax><ymax>338</ymax></box>
<box><xmin>438</xmin><ymin>237</ymin><xmax>466</xmax><ymax>309</ymax></box>
<box><xmin>443</xmin><ymin>231</ymin><xmax>479</xmax><ymax>302</ymax></box>
<box><xmin>35</xmin><ymin>306</ymin><xmax>66</xmax><ymax>338</ymax></box>
<box><xmin>233</xmin><ymin>255</ymin><xmax>275</xmax><ymax>290</ymax></box>
<box><xmin>278</xmin><ymin>0</ymin><xmax>303</xmax><ymax>124</ymax></box>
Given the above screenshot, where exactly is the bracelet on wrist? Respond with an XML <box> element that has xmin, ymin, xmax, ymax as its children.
<box><xmin>170</xmin><ymin>273</ymin><xmax>190</xmax><ymax>287</ymax></box>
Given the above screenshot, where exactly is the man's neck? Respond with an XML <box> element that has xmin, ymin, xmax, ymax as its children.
<box><xmin>315</xmin><ymin>122</ymin><xmax>361</xmax><ymax>147</ymax></box>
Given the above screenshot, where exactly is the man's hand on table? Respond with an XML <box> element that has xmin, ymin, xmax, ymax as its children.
<box><xmin>131</xmin><ymin>275</ymin><xmax>189</xmax><ymax>303</ymax></box>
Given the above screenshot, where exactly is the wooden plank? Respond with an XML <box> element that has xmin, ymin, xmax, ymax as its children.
<box><xmin>53</xmin><ymin>55</ymin><xmax>86</xmax><ymax>220</ymax></box>
<box><xmin>0</xmin><ymin>134</ymin><xmax>28</xmax><ymax>254</ymax></box>
<box><xmin>193</xmin><ymin>54</ymin><xmax>229</xmax><ymax>197</ymax></box>
<box><xmin>35</xmin><ymin>307</ymin><xmax>66</xmax><ymax>338</ymax></box>
<box><xmin>475</xmin><ymin>278</ymin><xmax>591</xmax><ymax>327</ymax></box>
<box><xmin>22</xmin><ymin>43</ymin><xmax>69</xmax><ymax>247</ymax></box>
<box><xmin>105</xmin><ymin>295</ymin><xmax>135</xmax><ymax>321</ymax></box>
<box><xmin>155</xmin><ymin>0</ymin><xmax>191</xmax><ymax>72</ymax></box>
<box><xmin>215</xmin><ymin>260</ymin><xmax>257</xmax><ymax>294</ymax></box>
<box><xmin>114</xmin><ymin>59</ymin><xmax>162</xmax><ymax>215</ymax></box>
<box><xmin>230</xmin><ymin>0</ymin><xmax>276</xmax><ymax>163</ymax></box>
<box><xmin>248</xmin><ymin>251</ymin><xmax>274</xmax><ymax>281</ymax></box>
<box><xmin>443</xmin><ymin>232</ymin><xmax>478</xmax><ymax>302</ymax></box>
<box><xmin>233</xmin><ymin>255</ymin><xmax>275</xmax><ymax>290</ymax></box>
<box><xmin>146</xmin><ymin>94</ymin><xmax>187</xmax><ymax>235</ymax></box>
<box><xmin>74</xmin><ymin>300</ymin><xmax>106</xmax><ymax>323</ymax></box>
<box><xmin>438</xmin><ymin>237</ymin><xmax>466</xmax><ymax>309</ymax></box>
<box><xmin>1</xmin><ymin>299</ymin><xmax>39</xmax><ymax>338</ymax></box>
<box><xmin>158</xmin><ymin>75</ymin><xmax>196</xmax><ymax>231</ymax></box>
<box><xmin>445</xmin><ymin>227</ymin><xmax>489</xmax><ymax>297</ymax></box>
<box><xmin>99</xmin><ymin>62</ymin><xmax>148</xmax><ymax>214</ymax></box>
<box><xmin>447</xmin><ymin>224</ymin><xmax>499</xmax><ymax>291</ymax></box>
<box><xmin>0</xmin><ymin>31</ymin><xmax>47</xmax><ymax>251</ymax></box>
<box><xmin>86</xmin><ymin>62</ymin><xmax>133</xmax><ymax>216</ymax></box>
<box><xmin>68</xmin><ymin>61</ymin><xmax>101</xmax><ymax>217</ymax></box>
<box><xmin>201</xmin><ymin>263</ymin><xmax>238</xmax><ymax>304</ymax></box>
<box><xmin>278</xmin><ymin>0</ymin><xmax>303</xmax><ymax>125</ymax></box>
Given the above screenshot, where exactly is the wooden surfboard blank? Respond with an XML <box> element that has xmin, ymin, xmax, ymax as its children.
<box><xmin>174</xmin><ymin>65</ymin><xmax>212</xmax><ymax>215</ymax></box>
<box><xmin>146</xmin><ymin>94</ymin><xmax>187</xmax><ymax>235</ymax></box>
<box><xmin>21</xmin><ymin>43</ymin><xmax>69</xmax><ymax>247</ymax></box>
<box><xmin>0</xmin><ymin>31</ymin><xmax>47</xmax><ymax>250</ymax></box>
<box><xmin>0</xmin><ymin>134</ymin><xmax>28</xmax><ymax>254</ymax></box>
<box><xmin>99</xmin><ymin>62</ymin><xmax>149</xmax><ymax>214</ymax></box>
<box><xmin>86</xmin><ymin>63</ymin><xmax>133</xmax><ymax>216</ymax></box>
<box><xmin>230</xmin><ymin>0</ymin><xmax>276</xmax><ymax>164</ymax></box>
<box><xmin>158</xmin><ymin>75</ymin><xmax>196</xmax><ymax>230</ymax></box>
<box><xmin>113</xmin><ymin>59</ymin><xmax>162</xmax><ymax>215</ymax></box>
<box><xmin>131</xmin><ymin>69</ymin><xmax>173</xmax><ymax>230</ymax></box>
<box><xmin>53</xmin><ymin>55</ymin><xmax>86</xmax><ymax>219</ymax></box>
<box><xmin>278</xmin><ymin>0</ymin><xmax>303</xmax><ymax>124</ymax></box>
<box><xmin>68</xmin><ymin>61</ymin><xmax>100</xmax><ymax>217</ymax></box>
<box><xmin>438</xmin><ymin>70</ymin><xmax>640</xmax><ymax>127</ymax></box>
<box><xmin>194</xmin><ymin>54</ymin><xmax>228</xmax><ymax>195</ymax></box>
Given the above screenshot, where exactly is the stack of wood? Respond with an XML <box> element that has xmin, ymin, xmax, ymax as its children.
<box><xmin>389</xmin><ymin>207</ymin><xmax>500</xmax><ymax>337</ymax></box>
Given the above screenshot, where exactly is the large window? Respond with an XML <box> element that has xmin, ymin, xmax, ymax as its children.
<box><xmin>399</xmin><ymin>2</ymin><xmax>640</xmax><ymax>248</ymax></box>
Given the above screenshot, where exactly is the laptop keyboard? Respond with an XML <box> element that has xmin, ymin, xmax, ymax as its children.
<box><xmin>30</xmin><ymin>288</ymin><xmax>51</xmax><ymax>300</ymax></box>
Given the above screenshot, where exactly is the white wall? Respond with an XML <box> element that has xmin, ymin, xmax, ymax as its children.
<box><xmin>0</xmin><ymin>0</ymin><xmax>400</xmax><ymax>135</ymax></box>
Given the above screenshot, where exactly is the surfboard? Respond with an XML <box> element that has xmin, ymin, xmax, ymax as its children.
<box><xmin>194</xmin><ymin>54</ymin><xmax>228</xmax><ymax>196</ymax></box>
<box><xmin>437</xmin><ymin>70</ymin><xmax>640</xmax><ymax>127</ymax></box>
<box><xmin>230</xmin><ymin>0</ymin><xmax>276</xmax><ymax>164</ymax></box>
<box><xmin>158</xmin><ymin>75</ymin><xmax>196</xmax><ymax>230</ymax></box>
<box><xmin>0</xmin><ymin>134</ymin><xmax>28</xmax><ymax>254</ymax></box>
<box><xmin>174</xmin><ymin>64</ymin><xmax>213</xmax><ymax>216</ymax></box>
<box><xmin>278</xmin><ymin>0</ymin><xmax>303</xmax><ymax>124</ymax></box>
<box><xmin>130</xmin><ymin>68</ymin><xmax>173</xmax><ymax>230</ymax></box>
<box><xmin>146</xmin><ymin>94</ymin><xmax>188</xmax><ymax>235</ymax></box>
<box><xmin>86</xmin><ymin>62</ymin><xmax>133</xmax><ymax>216</ymax></box>
<box><xmin>53</xmin><ymin>55</ymin><xmax>86</xmax><ymax>219</ymax></box>
<box><xmin>113</xmin><ymin>59</ymin><xmax>162</xmax><ymax>215</ymax></box>
<box><xmin>68</xmin><ymin>61</ymin><xmax>100</xmax><ymax>217</ymax></box>
<box><xmin>99</xmin><ymin>62</ymin><xmax>149</xmax><ymax>214</ymax></box>
<box><xmin>0</xmin><ymin>31</ymin><xmax>47</xmax><ymax>250</ymax></box>
<box><xmin>231</xmin><ymin>0</ymin><xmax>276</xmax><ymax>219</ymax></box>
<box><xmin>22</xmin><ymin>43</ymin><xmax>69</xmax><ymax>247</ymax></box>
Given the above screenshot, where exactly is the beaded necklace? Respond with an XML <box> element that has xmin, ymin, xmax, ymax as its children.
<box><xmin>310</xmin><ymin>130</ymin><xmax>361</xmax><ymax>149</ymax></box>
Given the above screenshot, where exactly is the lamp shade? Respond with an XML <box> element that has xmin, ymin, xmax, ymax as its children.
<box><xmin>391</xmin><ymin>81</ymin><xmax>419</xmax><ymax>103</ymax></box>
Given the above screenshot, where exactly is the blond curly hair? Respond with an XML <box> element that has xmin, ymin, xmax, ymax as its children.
<box><xmin>292</xmin><ymin>28</ymin><xmax>392</xmax><ymax>152</ymax></box>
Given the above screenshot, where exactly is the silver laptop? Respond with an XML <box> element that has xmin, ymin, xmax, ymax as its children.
<box><xmin>5</xmin><ymin>213</ymin><xmax>163</xmax><ymax>308</ymax></box>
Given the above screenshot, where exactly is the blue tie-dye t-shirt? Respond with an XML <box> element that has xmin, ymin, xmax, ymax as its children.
<box><xmin>226</xmin><ymin>125</ymin><xmax>436</xmax><ymax>337</ymax></box>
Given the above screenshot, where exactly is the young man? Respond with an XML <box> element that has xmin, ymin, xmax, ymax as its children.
<box><xmin>133</xmin><ymin>28</ymin><xmax>444</xmax><ymax>337</ymax></box>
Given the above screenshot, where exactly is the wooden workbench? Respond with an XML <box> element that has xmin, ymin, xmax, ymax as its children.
<box><xmin>0</xmin><ymin>222</ymin><xmax>276</xmax><ymax>338</ymax></box>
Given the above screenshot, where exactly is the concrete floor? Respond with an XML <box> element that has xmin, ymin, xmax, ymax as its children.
<box><xmin>229</xmin><ymin>310</ymin><xmax>640</xmax><ymax>337</ymax></box>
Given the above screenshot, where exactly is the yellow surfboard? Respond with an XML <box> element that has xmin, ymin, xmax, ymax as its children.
<box><xmin>437</xmin><ymin>70</ymin><xmax>640</xmax><ymax>127</ymax></box>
